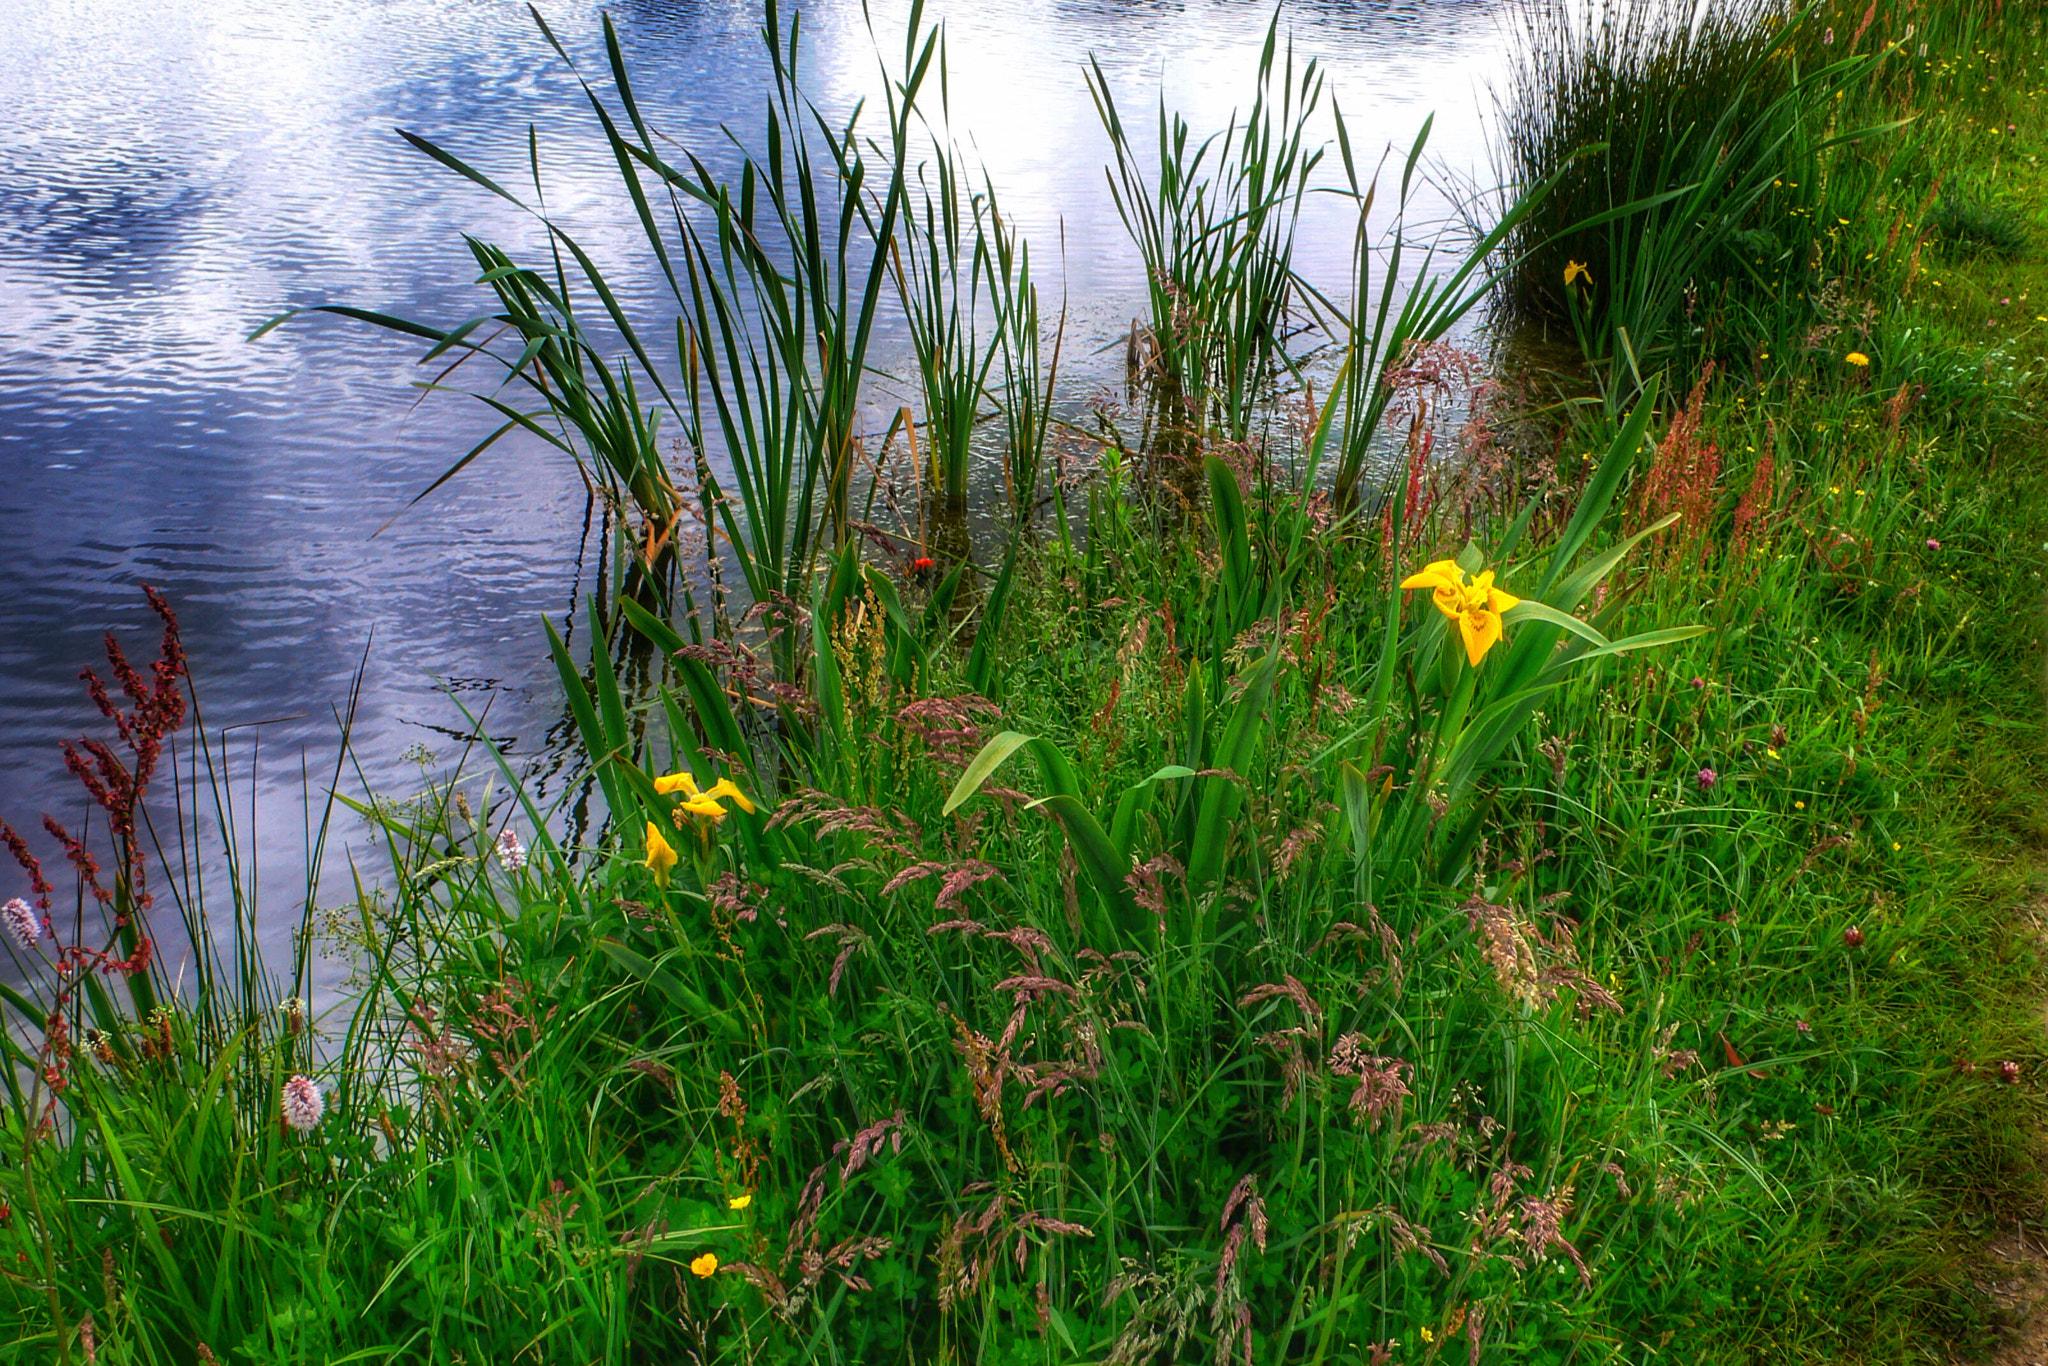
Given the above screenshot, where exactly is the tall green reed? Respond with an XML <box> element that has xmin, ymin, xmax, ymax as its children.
<box><xmin>983</xmin><ymin>196</ymin><xmax>1061</xmax><ymax>530</ymax></box>
<box><xmin>258</xmin><ymin>2</ymin><xmax>941</xmax><ymax>676</ymax></box>
<box><xmin>1086</xmin><ymin>14</ymin><xmax>1324</xmax><ymax>442</ymax></box>
<box><xmin>252</xmin><ymin>141</ymin><xmax>687</xmax><ymax>589</ymax></box>
<box><xmin>1319</xmin><ymin>112</ymin><xmax>1565</xmax><ymax>508</ymax></box>
<box><xmin>894</xmin><ymin>137</ymin><xmax>1000</xmax><ymax>511</ymax></box>
<box><xmin>663</xmin><ymin>1</ymin><xmax>937</xmax><ymax>648</ymax></box>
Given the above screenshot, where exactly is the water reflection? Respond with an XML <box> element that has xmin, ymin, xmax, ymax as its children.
<box><xmin>0</xmin><ymin>0</ymin><xmax>1509</xmax><ymax>986</ymax></box>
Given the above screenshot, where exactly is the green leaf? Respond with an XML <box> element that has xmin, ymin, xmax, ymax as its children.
<box><xmin>1544</xmin><ymin>623</ymin><xmax>1710</xmax><ymax>674</ymax></box>
<box><xmin>1188</xmin><ymin>651</ymin><xmax>1278</xmax><ymax>890</ymax></box>
<box><xmin>546</xmin><ymin>614</ymin><xmax>626</xmax><ymax>818</ymax></box>
<box><xmin>861</xmin><ymin>565</ymin><xmax>929</xmax><ymax>688</ymax></box>
<box><xmin>943</xmin><ymin>731</ymin><xmax>1037</xmax><ymax>817</ymax></box>
<box><xmin>1027</xmin><ymin>737</ymin><xmax>1086</xmax><ymax>804</ymax></box>
<box><xmin>811</xmin><ymin>576</ymin><xmax>849</xmax><ymax>750</ymax></box>
<box><xmin>587</xmin><ymin>596</ymin><xmax>631</xmax><ymax>764</ymax></box>
<box><xmin>966</xmin><ymin>542</ymin><xmax>1021</xmax><ymax>698</ymax></box>
<box><xmin>1502</xmin><ymin>599</ymin><xmax>1611</xmax><ymax>649</ymax></box>
<box><xmin>598</xmin><ymin>938</ymin><xmax>744</xmax><ymax>1041</ymax></box>
<box><xmin>618</xmin><ymin>598</ymin><xmax>754</xmax><ymax>775</ymax></box>
<box><xmin>1536</xmin><ymin>381</ymin><xmax>1660</xmax><ymax>598</ymax></box>
<box><xmin>1549</xmin><ymin>510</ymin><xmax>1683</xmax><ymax>616</ymax></box>
<box><xmin>1110</xmin><ymin>765</ymin><xmax>1198</xmax><ymax>861</ymax></box>
<box><xmin>1206</xmin><ymin>455</ymin><xmax>1254</xmax><ymax>639</ymax></box>
<box><xmin>1028</xmin><ymin>793</ymin><xmax>1140</xmax><ymax>946</ymax></box>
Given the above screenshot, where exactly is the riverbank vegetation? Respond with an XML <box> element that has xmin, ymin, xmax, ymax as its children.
<box><xmin>6</xmin><ymin>1</ymin><xmax>2048</xmax><ymax>1361</ymax></box>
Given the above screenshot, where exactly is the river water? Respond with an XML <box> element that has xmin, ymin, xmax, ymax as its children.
<box><xmin>0</xmin><ymin>0</ymin><xmax>1508</xmax><ymax>981</ymax></box>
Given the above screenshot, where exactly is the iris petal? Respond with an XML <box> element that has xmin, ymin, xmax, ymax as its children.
<box><xmin>645</xmin><ymin>823</ymin><xmax>679</xmax><ymax>886</ymax></box>
<box><xmin>705</xmin><ymin>777</ymin><xmax>757</xmax><ymax>815</ymax></box>
<box><xmin>1459</xmin><ymin>608</ymin><xmax>1504</xmax><ymax>666</ymax></box>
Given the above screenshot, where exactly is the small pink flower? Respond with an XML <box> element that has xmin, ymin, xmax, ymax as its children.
<box><xmin>2001</xmin><ymin>1060</ymin><xmax>2022</xmax><ymax>1084</ymax></box>
<box><xmin>1795</xmin><ymin>1020</ymin><xmax>1812</xmax><ymax>1034</ymax></box>
<box><xmin>1690</xmin><ymin>676</ymin><xmax>1706</xmax><ymax>690</ymax></box>
<box><xmin>1925</xmin><ymin>538</ymin><xmax>1940</xmax><ymax>550</ymax></box>
<box><xmin>2</xmin><ymin>897</ymin><xmax>41</xmax><ymax>953</ymax></box>
<box><xmin>495</xmin><ymin>828</ymin><xmax>527</xmax><ymax>872</ymax></box>
<box><xmin>1695</xmin><ymin>768</ymin><xmax>1717</xmax><ymax>791</ymax></box>
<box><xmin>282</xmin><ymin>1074</ymin><xmax>324</xmax><ymax>1134</ymax></box>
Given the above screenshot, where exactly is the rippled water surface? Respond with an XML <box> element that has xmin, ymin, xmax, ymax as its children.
<box><xmin>0</xmin><ymin>0</ymin><xmax>1507</xmax><ymax>971</ymax></box>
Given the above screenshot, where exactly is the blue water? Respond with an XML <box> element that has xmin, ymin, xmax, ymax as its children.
<box><xmin>0</xmin><ymin>0</ymin><xmax>1506</xmax><ymax>979</ymax></box>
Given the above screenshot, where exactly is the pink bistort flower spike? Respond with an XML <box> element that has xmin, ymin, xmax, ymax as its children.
<box><xmin>495</xmin><ymin>828</ymin><xmax>528</xmax><ymax>872</ymax></box>
<box><xmin>282</xmin><ymin>1074</ymin><xmax>324</xmax><ymax>1134</ymax></box>
<box><xmin>2</xmin><ymin>896</ymin><xmax>41</xmax><ymax>952</ymax></box>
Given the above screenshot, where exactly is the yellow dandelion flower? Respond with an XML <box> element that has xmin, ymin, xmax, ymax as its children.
<box><xmin>1845</xmin><ymin>352</ymin><xmax>1870</xmax><ymax>367</ymax></box>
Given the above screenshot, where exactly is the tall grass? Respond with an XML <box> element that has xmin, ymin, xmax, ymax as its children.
<box><xmin>1494</xmin><ymin>0</ymin><xmax>1888</xmax><ymax>394</ymax></box>
<box><xmin>894</xmin><ymin>137</ymin><xmax>1000</xmax><ymax>512</ymax></box>
<box><xmin>1086</xmin><ymin>16</ymin><xmax>1324</xmax><ymax>443</ymax></box>
<box><xmin>665</xmin><ymin>1</ymin><xmax>937</xmax><ymax>638</ymax></box>
<box><xmin>12</xmin><ymin>290</ymin><xmax>2044</xmax><ymax>1356</ymax></box>
<box><xmin>984</xmin><ymin>193</ymin><xmax>1060</xmax><ymax>531</ymax></box>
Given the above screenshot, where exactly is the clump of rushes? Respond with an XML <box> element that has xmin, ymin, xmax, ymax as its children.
<box><xmin>1495</xmin><ymin>0</ymin><xmax>1886</xmax><ymax>389</ymax></box>
<box><xmin>1087</xmin><ymin>13</ymin><xmax>1323</xmax><ymax>441</ymax></box>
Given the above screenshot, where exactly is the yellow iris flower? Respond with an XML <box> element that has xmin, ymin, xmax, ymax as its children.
<box><xmin>703</xmin><ymin>777</ymin><xmax>758</xmax><ymax>815</ymax></box>
<box><xmin>1400</xmin><ymin>559</ymin><xmax>1521</xmax><ymax>666</ymax></box>
<box><xmin>677</xmin><ymin>794</ymin><xmax>728</xmax><ymax>823</ymax></box>
<box><xmin>654</xmin><ymin>771</ymin><xmax>701</xmax><ymax>797</ymax></box>
<box><xmin>1564</xmin><ymin>260</ymin><xmax>1592</xmax><ymax>287</ymax></box>
<box><xmin>645</xmin><ymin>823</ymin><xmax>679</xmax><ymax>887</ymax></box>
<box><xmin>654</xmin><ymin>771</ymin><xmax>758</xmax><ymax>819</ymax></box>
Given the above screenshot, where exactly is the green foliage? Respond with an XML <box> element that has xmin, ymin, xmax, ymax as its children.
<box><xmin>12</xmin><ymin>5</ymin><xmax>2048</xmax><ymax>1365</ymax></box>
<box><xmin>1087</xmin><ymin>15</ymin><xmax>1324</xmax><ymax>441</ymax></box>
<box><xmin>1929</xmin><ymin>185</ymin><xmax>2029</xmax><ymax>260</ymax></box>
<box><xmin>1495</xmin><ymin>0</ymin><xmax>1890</xmax><ymax>391</ymax></box>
